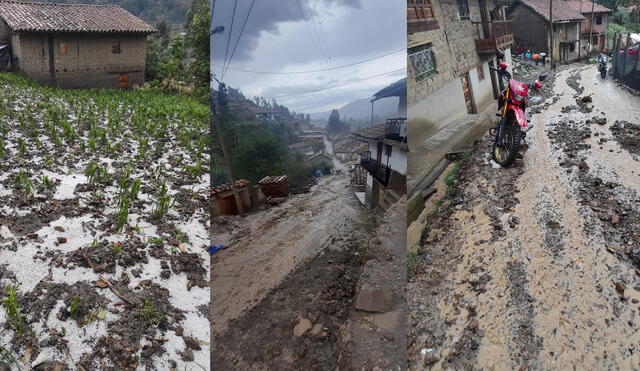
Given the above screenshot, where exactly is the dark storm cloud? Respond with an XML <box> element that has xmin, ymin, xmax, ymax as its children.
<box><xmin>211</xmin><ymin>0</ymin><xmax>361</xmax><ymax>64</ymax></box>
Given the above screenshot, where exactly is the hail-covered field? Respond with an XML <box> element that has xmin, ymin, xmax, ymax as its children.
<box><xmin>0</xmin><ymin>74</ymin><xmax>210</xmax><ymax>370</ymax></box>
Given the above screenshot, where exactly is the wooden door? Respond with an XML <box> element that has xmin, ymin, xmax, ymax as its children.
<box><xmin>376</xmin><ymin>141</ymin><xmax>383</xmax><ymax>163</ymax></box>
<box><xmin>119</xmin><ymin>73</ymin><xmax>129</xmax><ymax>89</ymax></box>
<box><xmin>599</xmin><ymin>35</ymin><xmax>605</xmax><ymax>51</ymax></box>
<box><xmin>461</xmin><ymin>73</ymin><xmax>475</xmax><ymax>114</ymax></box>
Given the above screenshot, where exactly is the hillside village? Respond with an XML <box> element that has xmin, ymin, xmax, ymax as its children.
<box><xmin>211</xmin><ymin>75</ymin><xmax>408</xmax><ymax>368</ymax></box>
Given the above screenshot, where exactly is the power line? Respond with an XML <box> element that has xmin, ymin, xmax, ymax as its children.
<box><xmin>222</xmin><ymin>0</ymin><xmax>257</xmax><ymax>81</ymax></box>
<box><xmin>271</xmin><ymin>68</ymin><xmax>406</xmax><ymax>99</ymax></box>
<box><xmin>213</xmin><ymin>48</ymin><xmax>405</xmax><ymax>75</ymax></box>
<box><xmin>295</xmin><ymin>0</ymin><xmax>327</xmax><ymax>71</ymax></box>
<box><xmin>222</xmin><ymin>0</ymin><xmax>238</xmax><ymax>73</ymax></box>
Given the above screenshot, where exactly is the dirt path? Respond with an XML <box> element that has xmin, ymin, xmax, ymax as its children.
<box><xmin>408</xmin><ymin>64</ymin><xmax>640</xmax><ymax>370</ymax></box>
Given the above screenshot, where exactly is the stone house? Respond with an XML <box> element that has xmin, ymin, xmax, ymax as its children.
<box><xmin>0</xmin><ymin>1</ymin><xmax>154</xmax><ymax>89</ymax></box>
<box><xmin>567</xmin><ymin>1</ymin><xmax>612</xmax><ymax>53</ymax></box>
<box><xmin>508</xmin><ymin>0</ymin><xmax>585</xmax><ymax>63</ymax></box>
<box><xmin>407</xmin><ymin>0</ymin><xmax>514</xmax><ymax>151</ymax></box>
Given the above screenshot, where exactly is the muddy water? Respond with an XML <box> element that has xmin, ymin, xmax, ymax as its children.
<box><xmin>408</xmin><ymin>64</ymin><xmax>640</xmax><ymax>370</ymax></box>
<box><xmin>212</xmin><ymin>173</ymin><xmax>365</xmax><ymax>334</ymax></box>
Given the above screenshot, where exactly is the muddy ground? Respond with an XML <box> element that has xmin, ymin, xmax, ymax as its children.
<box><xmin>408</xmin><ymin>63</ymin><xmax>640</xmax><ymax>369</ymax></box>
<box><xmin>0</xmin><ymin>74</ymin><xmax>210</xmax><ymax>369</ymax></box>
<box><xmin>212</xmin><ymin>152</ymin><xmax>405</xmax><ymax>369</ymax></box>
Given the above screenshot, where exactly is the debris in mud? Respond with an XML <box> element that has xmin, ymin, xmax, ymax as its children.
<box><xmin>610</xmin><ymin>120</ymin><xmax>640</xmax><ymax>158</ymax></box>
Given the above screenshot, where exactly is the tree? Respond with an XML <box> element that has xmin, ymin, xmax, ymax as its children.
<box><xmin>327</xmin><ymin>109</ymin><xmax>347</xmax><ymax>134</ymax></box>
<box><xmin>162</xmin><ymin>33</ymin><xmax>185</xmax><ymax>83</ymax></box>
<box><xmin>145</xmin><ymin>37</ymin><xmax>163</xmax><ymax>82</ymax></box>
<box><xmin>155</xmin><ymin>18</ymin><xmax>171</xmax><ymax>48</ymax></box>
<box><xmin>185</xmin><ymin>0</ymin><xmax>210</xmax><ymax>88</ymax></box>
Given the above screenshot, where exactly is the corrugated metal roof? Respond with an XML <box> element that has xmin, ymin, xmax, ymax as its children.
<box><xmin>0</xmin><ymin>1</ymin><xmax>155</xmax><ymax>33</ymax></box>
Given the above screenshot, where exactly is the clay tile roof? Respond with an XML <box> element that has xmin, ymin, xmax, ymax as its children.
<box><xmin>0</xmin><ymin>1</ymin><xmax>155</xmax><ymax>33</ymax></box>
<box><xmin>517</xmin><ymin>0</ymin><xmax>586</xmax><ymax>22</ymax></box>
<box><xmin>566</xmin><ymin>1</ymin><xmax>612</xmax><ymax>14</ymax></box>
<box><xmin>353</xmin><ymin>123</ymin><xmax>386</xmax><ymax>140</ymax></box>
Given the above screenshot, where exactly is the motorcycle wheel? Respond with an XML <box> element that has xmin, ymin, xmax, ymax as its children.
<box><xmin>601</xmin><ymin>69</ymin><xmax>606</xmax><ymax>78</ymax></box>
<box><xmin>492</xmin><ymin>124</ymin><xmax>521</xmax><ymax>167</ymax></box>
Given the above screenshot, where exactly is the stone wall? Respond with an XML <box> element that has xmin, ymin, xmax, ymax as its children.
<box><xmin>13</xmin><ymin>32</ymin><xmax>146</xmax><ymax>89</ymax></box>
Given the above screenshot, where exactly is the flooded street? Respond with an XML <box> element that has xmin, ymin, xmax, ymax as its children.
<box><xmin>408</xmin><ymin>63</ymin><xmax>640</xmax><ymax>369</ymax></box>
<box><xmin>212</xmin><ymin>154</ymin><xmax>380</xmax><ymax>369</ymax></box>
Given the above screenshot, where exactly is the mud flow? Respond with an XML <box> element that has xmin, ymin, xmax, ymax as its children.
<box><xmin>408</xmin><ymin>64</ymin><xmax>640</xmax><ymax>370</ymax></box>
<box><xmin>213</xmin><ymin>138</ymin><xmax>406</xmax><ymax>369</ymax></box>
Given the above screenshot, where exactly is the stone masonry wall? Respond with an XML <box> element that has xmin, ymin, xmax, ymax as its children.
<box><xmin>408</xmin><ymin>0</ymin><xmax>487</xmax><ymax>105</ymax></box>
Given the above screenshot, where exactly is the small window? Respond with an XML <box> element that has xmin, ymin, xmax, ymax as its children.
<box><xmin>112</xmin><ymin>40</ymin><xmax>121</xmax><ymax>54</ymax></box>
<box><xmin>570</xmin><ymin>42</ymin><xmax>576</xmax><ymax>52</ymax></box>
<box><xmin>553</xmin><ymin>24</ymin><xmax>558</xmax><ymax>33</ymax></box>
<box><xmin>477</xmin><ymin>65</ymin><xmax>485</xmax><ymax>80</ymax></box>
<box><xmin>408</xmin><ymin>43</ymin><xmax>437</xmax><ymax>82</ymax></box>
<box><xmin>457</xmin><ymin>0</ymin><xmax>470</xmax><ymax>20</ymax></box>
<box><xmin>596</xmin><ymin>15</ymin><xmax>602</xmax><ymax>25</ymax></box>
<box><xmin>58</xmin><ymin>41</ymin><xmax>68</xmax><ymax>55</ymax></box>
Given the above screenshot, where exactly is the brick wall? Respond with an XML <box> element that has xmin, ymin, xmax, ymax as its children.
<box><xmin>14</xmin><ymin>32</ymin><xmax>146</xmax><ymax>89</ymax></box>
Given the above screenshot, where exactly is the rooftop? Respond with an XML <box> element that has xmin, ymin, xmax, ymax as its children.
<box><xmin>353</xmin><ymin>123</ymin><xmax>386</xmax><ymax>140</ymax></box>
<box><xmin>513</xmin><ymin>0</ymin><xmax>586</xmax><ymax>22</ymax></box>
<box><xmin>566</xmin><ymin>1</ymin><xmax>612</xmax><ymax>14</ymax></box>
<box><xmin>0</xmin><ymin>1</ymin><xmax>155</xmax><ymax>33</ymax></box>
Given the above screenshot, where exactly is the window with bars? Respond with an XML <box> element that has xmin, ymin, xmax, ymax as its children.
<box><xmin>408</xmin><ymin>43</ymin><xmax>437</xmax><ymax>82</ymax></box>
<box><xmin>408</xmin><ymin>0</ymin><xmax>439</xmax><ymax>33</ymax></box>
<box><xmin>458</xmin><ymin>0</ymin><xmax>470</xmax><ymax>20</ymax></box>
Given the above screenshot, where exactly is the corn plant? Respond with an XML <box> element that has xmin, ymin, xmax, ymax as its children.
<box><xmin>2</xmin><ymin>286</ymin><xmax>27</xmax><ymax>340</ymax></box>
<box><xmin>115</xmin><ymin>197</ymin><xmax>129</xmax><ymax>232</ymax></box>
<box><xmin>151</xmin><ymin>182</ymin><xmax>173</xmax><ymax>220</ymax></box>
<box><xmin>41</xmin><ymin>175</ymin><xmax>54</xmax><ymax>190</ymax></box>
<box><xmin>13</xmin><ymin>169</ymin><xmax>33</xmax><ymax>196</ymax></box>
<box><xmin>130</xmin><ymin>178</ymin><xmax>141</xmax><ymax>200</ymax></box>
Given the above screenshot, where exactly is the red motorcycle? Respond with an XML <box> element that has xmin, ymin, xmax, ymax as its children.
<box><xmin>489</xmin><ymin>49</ymin><xmax>547</xmax><ymax>167</ymax></box>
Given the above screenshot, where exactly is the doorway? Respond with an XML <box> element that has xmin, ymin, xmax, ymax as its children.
<box><xmin>461</xmin><ymin>72</ymin><xmax>476</xmax><ymax>114</ymax></box>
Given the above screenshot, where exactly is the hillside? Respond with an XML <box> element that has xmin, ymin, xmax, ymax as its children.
<box><xmin>309</xmin><ymin>96</ymin><xmax>400</xmax><ymax>123</ymax></box>
<box><xmin>48</xmin><ymin>0</ymin><xmax>190</xmax><ymax>25</ymax></box>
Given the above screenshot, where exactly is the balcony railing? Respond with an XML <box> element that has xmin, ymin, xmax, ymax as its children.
<box><xmin>385</xmin><ymin>118</ymin><xmax>407</xmax><ymax>141</ymax></box>
<box><xmin>472</xmin><ymin>20</ymin><xmax>514</xmax><ymax>53</ymax></box>
<box><xmin>360</xmin><ymin>151</ymin><xmax>391</xmax><ymax>187</ymax></box>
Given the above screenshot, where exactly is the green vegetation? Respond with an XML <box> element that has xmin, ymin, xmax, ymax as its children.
<box><xmin>69</xmin><ymin>296</ymin><xmax>80</xmax><ymax>320</ymax></box>
<box><xmin>151</xmin><ymin>183</ymin><xmax>173</xmax><ymax>220</ymax></box>
<box><xmin>2</xmin><ymin>286</ymin><xmax>27</xmax><ymax>341</ymax></box>
<box><xmin>137</xmin><ymin>299</ymin><xmax>162</xmax><ymax>325</ymax></box>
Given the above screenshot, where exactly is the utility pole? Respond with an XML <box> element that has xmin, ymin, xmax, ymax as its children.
<box><xmin>210</xmin><ymin>1</ymin><xmax>244</xmax><ymax>227</ymax></box>
<box><xmin>211</xmin><ymin>82</ymin><xmax>245</xmax><ymax>217</ymax></box>
<box><xmin>587</xmin><ymin>0</ymin><xmax>596</xmax><ymax>60</ymax></box>
<box><xmin>549</xmin><ymin>0</ymin><xmax>554</xmax><ymax>70</ymax></box>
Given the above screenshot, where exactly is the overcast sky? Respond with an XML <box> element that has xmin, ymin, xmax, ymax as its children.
<box><xmin>211</xmin><ymin>0</ymin><xmax>406</xmax><ymax>114</ymax></box>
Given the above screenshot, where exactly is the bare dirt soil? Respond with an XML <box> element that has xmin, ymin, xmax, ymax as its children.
<box><xmin>212</xmin><ymin>153</ymin><xmax>406</xmax><ymax>370</ymax></box>
<box><xmin>212</xmin><ymin>172</ymin><xmax>375</xmax><ymax>370</ymax></box>
<box><xmin>408</xmin><ymin>63</ymin><xmax>640</xmax><ymax>370</ymax></box>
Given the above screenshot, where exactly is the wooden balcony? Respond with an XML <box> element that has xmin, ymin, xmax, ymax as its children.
<box><xmin>360</xmin><ymin>152</ymin><xmax>391</xmax><ymax>187</ymax></box>
<box><xmin>472</xmin><ymin>20</ymin><xmax>514</xmax><ymax>53</ymax></box>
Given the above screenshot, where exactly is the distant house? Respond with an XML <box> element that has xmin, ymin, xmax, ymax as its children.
<box><xmin>226</xmin><ymin>98</ymin><xmax>280</xmax><ymax>122</ymax></box>
<box><xmin>567</xmin><ymin>1</ymin><xmax>612</xmax><ymax>53</ymax></box>
<box><xmin>508</xmin><ymin>0</ymin><xmax>585</xmax><ymax>63</ymax></box>
<box><xmin>354</xmin><ymin>118</ymin><xmax>407</xmax><ymax>211</ymax></box>
<box><xmin>0</xmin><ymin>1</ymin><xmax>155</xmax><ymax>89</ymax></box>
<box><xmin>288</xmin><ymin>138</ymin><xmax>322</xmax><ymax>156</ymax></box>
